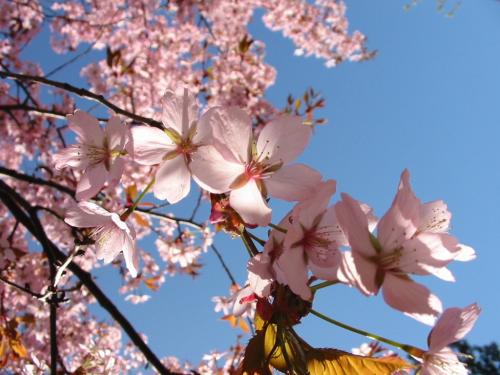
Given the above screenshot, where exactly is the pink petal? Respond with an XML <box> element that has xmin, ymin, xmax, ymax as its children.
<box><xmin>191</xmin><ymin>145</ymin><xmax>245</xmax><ymax>193</ymax></box>
<box><xmin>53</xmin><ymin>145</ymin><xmax>89</xmax><ymax>170</ymax></box>
<box><xmin>266</xmin><ymin>163</ymin><xmax>322</xmax><ymax>202</ymax></box>
<box><xmin>256</xmin><ymin>114</ymin><xmax>311</xmax><ymax>165</ymax></box>
<box><xmin>335</xmin><ymin>192</ymin><xmax>376</xmax><ymax>258</ymax></box>
<box><xmin>291</xmin><ymin>180</ymin><xmax>336</xmax><ymax>229</ymax></box>
<box><xmin>201</xmin><ymin>106</ymin><xmax>252</xmax><ymax>164</ymax></box>
<box><xmin>105</xmin><ymin>115</ymin><xmax>127</xmax><ymax>151</ymax></box>
<box><xmin>76</xmin><ymin>163</ymin><xmax>108</xmax><ymax>200</ymax></box>
<box><xmin>230</xmin><ymin>179</ymin><xmax>271</xmax><ymax>226</ymax></box>
<box><xmin>161</xmin><ymin>89</ymin><xmax>198</xmax><ymax>137</ymax></box>
<box><xmin>377</xmin><ymin>169</ymin><xmax>420</xmax><ymax>251</ymax></box>
<box><xmin>308</xmin><ymin>246</ymin><xmax>341</xmax><ymax>281</ymax></box>
<box><xmin>428</xmin><ymin>303</ymin><xmax>481</xmax><ymax>353</ymax></box>
<box><xmin>68</xmin><ymin>110</ymin><xmax>103</xmax><ymax>146</ymax></box>
<box><xmin>418</xmin><ymin>200</ymin><xmax>451</xmax><ymax>233</ymax></box>
<box><xmin>276</xmin><ymin>246</ymin><xmax>311</xmax><ymax>301</ymax></box>
<box><xmin>153</xmin><ymin>155</ymin><xmax>191</xmax><ymax>203</ymax></box>
<box><xmin>382</xmin><ymin>273</ymin><xmax>443</xmax><ymax>326</ymax></box>
<box><xmin>347</xmin><ymin>250</ymin><xmax>380</xmax><ymax>295</ymax></box>
<box><xmin>107</xmin><ymin>157</ymin><xmax>125</xmax><ymax>188</ymax></box>
<box><xmin>397</xmin><ymin>233</ymin><xmax>459</xmax><ymax>275</ymax></box>
<box><xmin>64</xmin><ymin>201</ymin><xmax>111</xmax><ymax>228</ymax></box>
<box><xmin>131</xmin><ymin>126</ymin><xmax>174</xmax><ymax>165</ymax></box>
<box><xmin>247</xmin><ymin>254</ymin><xmax>274</xmax><ymax>298</ymax></box>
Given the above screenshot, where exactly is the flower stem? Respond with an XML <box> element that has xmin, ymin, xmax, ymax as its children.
<box><xmin>241</xmin><ymin>229</ymin><xmax>259</xmax><ymax>257</ymax></box>
<box><xmin>269</xmin><ymin>223</ymin><xmax>287</xmax><ymax>233</ymax></box>
<box><xmin>309</xmin><ymin>308</ymin><xmax>423</xmax><ymax>356</ymax></box>
<box><xmin>246</xmin><ymin>231</ymin><xmax>266</xmax><ymax>246</ymax></box>
<box><xmin>310</xmin><ymin>280</ymin><xmax>338</xmax><ymax>292</ymax></box>
<box><xmin>123</xmin><ymin>178</ymin><xmax>155</xmax><ymax>219</ymax></box>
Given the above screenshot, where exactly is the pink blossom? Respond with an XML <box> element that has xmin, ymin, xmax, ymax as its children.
<box><xmin>131</xmin><ymin>88</ymin><xmax>210</xmax><ymax>203</ymax></box>
<box><xmin>335</xmin><ymin>170</ymin><xmax>474</xmax><ymax>325</ymax></box>
<box><xmin>191</xmin><ymin>108</ymin><xmax>321</xmax><ymax>226</ymax></box>
<box><xmin>54</xmin><ymin>111</ymin><xmax>129</xmax><ymax>200</ymax></box>
<box><xmin>418</xmin><ymin>303</ymin><xmax>481</xmax><ymax>375</ymax></box>
<box><xmin>65</xmin><ymin>201</ymin><xmax>139</xmax><ymax>277</ymax></box>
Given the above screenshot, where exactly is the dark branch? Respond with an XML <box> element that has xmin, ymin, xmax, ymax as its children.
<box><xmin>0</xmin><ymin>166</ymin><xmax>76</xmax><ymax>198</ymax></box>
<box><xmin>0</xmin><ymin>179</ymin><xmax>173</xmax><ymax>375</ymax></box>
<box><xmin>0</xmin><ymin>70</ymin><xmax>163</xmax><ymax>129</ymax></box>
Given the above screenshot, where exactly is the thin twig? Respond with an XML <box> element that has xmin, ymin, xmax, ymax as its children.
<box><xmin>0</xmin><ymin>70</ymin><xmax>163</xmax><ymax>128</ymax></box>
<box><xmin>0</xmin><ymin>180</ymin><xmax>173</xmax><ymax>375</ymax></box>
<box><xmin>0</xmin><ymin>166</ymin><xmax>76</xmax><ymax>198</ymax></box>
<box><xmin>210</xmin><ymin>245</ymin><xmax>237</xmax><ymax>285</ymax></box>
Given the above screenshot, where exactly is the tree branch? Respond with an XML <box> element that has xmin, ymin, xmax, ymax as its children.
<box><xmin>0</xmin><ymin>179</ymin><xmax>173</xmax><ymax>375</ymax></box>
<box><xmin>0</xmin><ymin>70</ymin><xmax>163</xmax><ymax>129</ymax></box>
<box><xmin>0</xmin><ymin>165</ymin><xmax>76</xmax><ymax>198</ymax></box>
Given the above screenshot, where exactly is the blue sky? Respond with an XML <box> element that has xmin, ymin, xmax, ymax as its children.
<box><xmin>21</xmin><ymin>0</ymin><xmax>500</xmax><ymax>368</ymax></box>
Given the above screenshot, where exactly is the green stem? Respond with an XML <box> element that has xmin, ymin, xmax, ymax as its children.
<box><xmin>310</xmin><ymin>280</ymin><xmax>338</xmax><ymax>292</ymax></box>
<box><xmin>241</xmin><ymin>229</ymin><xmax>259</xmax><ymax>257</ymax></box>
<box><xmin>246</xmin><ymin>231</ymin><xmax>266</xmax><ymax>246</ymax></box>
<box><xmin>124</xmin><ymin>178</ymin><xmax>155</xmax><ymax>218</ymax></box>
<box><xmin>309</xmin><ymin>308</ymin><xmax>424</xmax><ymax>356</ymax></box>
<box><xmin>269</xmin><ymin>223</ymin><xmax>287</xmax><ymax>233</ymax></box>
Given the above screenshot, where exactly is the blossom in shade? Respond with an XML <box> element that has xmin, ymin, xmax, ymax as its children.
<box><xmin>131</xmin><ymin>88</ymin><xmax>210</xmax><ymax>204</ymax></box>
<box><xmin>65</xmin><ymin>201</ymin><xmax>139</xmax><ymax>277</ymax></box>
<box><xmin>417</xmin><ymin>303</ymin><xmax>481</xmax><ymax>375</ymax></box>
<box><xmin>246</xmin><ymin>180</ymin><xmax>350</xmax><ymax>301</ymax></box>
<box><xmin>191</xmin><ymin>107</ymin><xmax>321</xmax><ymax>226</ymax></box>
<box><xmin>335</xmin><ymin>169</ymin><xmax>475</xmax><ymax>325</ymax></box>
<box><xmin>54</xmin><ymin>111</ymin><xmax>129</xmax><ymax>200</ymax></box>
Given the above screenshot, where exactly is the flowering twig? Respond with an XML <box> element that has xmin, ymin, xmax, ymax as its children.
<box><xmin>0</xmin><ymin>70</ymin><xmax>163</xmax><ymax>129</ymax></box>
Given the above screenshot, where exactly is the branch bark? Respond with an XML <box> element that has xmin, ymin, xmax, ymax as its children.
<box><xmin>0</xmin><ymin>70</ymin><xmax>163</xmax><ymax>129</ymax></box>
<box><xmin>0</xmin><ymin>179</ymin><xmax>173</xmax><ymax>375</ymax></box>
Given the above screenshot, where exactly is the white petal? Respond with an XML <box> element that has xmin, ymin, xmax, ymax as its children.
<box><xmin>131</xmin><ymin>126</ymin><xmax>174</xmax><ymax>165</ymax></box>
<box><xmin>161</xmin><ymin>89</ymin><xmax>198</xmax><ymax>137</ymax></box>
<box><xmin>153</xmin><ymin>155</ymin><xmax>191</xmax><ymax>203</ymax></box>
<box><xmin>201</xmin><ymin>106</ymin><xmax>252</xmax><ymax>164</ymax></box>
<box><xmin>266</xmin><ymin>163</ymin><xmax>322</xmax><ymax>202</ymax></box>
<box><xmin>105</xmin><ymin>115</ymin><xmax>127</xmax><ymax>151</ymax></box>
<box><xmin>76</xmin><ymin>163</ymin><xmax>108</xmax><ymax>200</ymax></box>
<box><xmin>256</xmin><ymin>114</ymin><xmax>311</xmax><ymax>165</ymax></box>
<box><xmin>67</xmin><ymin>110</ymin><xmax>103</xmax><ymax>146</ymax></box>
<box><xmin>229</xmin><ymin>179</ymin><xmax>271</xmax><ymax>226</ymax></box>
<box><xmin>191</xmin><ymin>145</ymin><xmax>245</xmax><ymax>193</ymax></box>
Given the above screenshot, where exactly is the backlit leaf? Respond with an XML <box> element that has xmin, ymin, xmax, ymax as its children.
<box><xmin>307</xmin><ymin>348</ymin><xmax>413</xmax><ymax>374</ymax></box>
<box><xmin>235</xmin><ymin>331</ymin><xmax>272</xmax><ymax>375</ymax></box>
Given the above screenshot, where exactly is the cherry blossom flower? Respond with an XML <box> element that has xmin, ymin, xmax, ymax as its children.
<box><xmin>417</xmin><ymin>303</ymin><xmax>481</xmax><ymax>375</ymax></box>
<box><xmin>54</xmin><ymin>111</ymin><xmax>129</xmax><ymax>201</ymax></box>
<box><xmin>335</xmin><ymin>170</ymin><xmax>474</xmax><ymax>325</ymax></box>
<box><xmin>65</xmin><ymin>201</ymin><xmax>139</xmax><ymax>277</ymax></box>
<box><xmin>132</xmin><ymin>88</ymin><xmax>210</xmax><ymax>203</ymax></box>
<box><xmin>191</xmin><ymin>107</ymin><xmax>321</xmax><ymax>226</ymax></box>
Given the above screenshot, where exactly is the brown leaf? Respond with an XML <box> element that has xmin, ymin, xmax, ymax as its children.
<box><xmin>143</xmin><ymin>276</ymin><xmax>160</xmax><ymax>291</ymax></box>
<box><xmin>10</xmin><ymin>338</ymin><xmax>28</xmax><ymax>359</ymax></box>
<box><xmin>133</xmin><ymin>212</ymin><xmax>149</xmax><ymax>228</ymax></box>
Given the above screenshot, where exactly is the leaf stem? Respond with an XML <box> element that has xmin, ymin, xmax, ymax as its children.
<box><xmin>241</xmin><ymin>229</ymin><xmax>259</xmax><ymax>257</ymax></box>
<box><xmin>124</xmin><ymin>178</ymin><xmax>155</xmax><ymax>218</ymax></box>
<box><xmin>309</xmin><ymin>308</ymin><xmax>424</xmax><ymax>356</ymax></box>
<box><xmin>310</xmin><ymin>280</ymin><xmax>338</xmax><ymax>292</ymax></box>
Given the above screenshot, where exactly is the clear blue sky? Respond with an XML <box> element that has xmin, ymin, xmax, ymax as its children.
<box><xmin>23</xmin><ymin>0</ymin><xmax>500</xmax><ymax>367</ymax></box>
